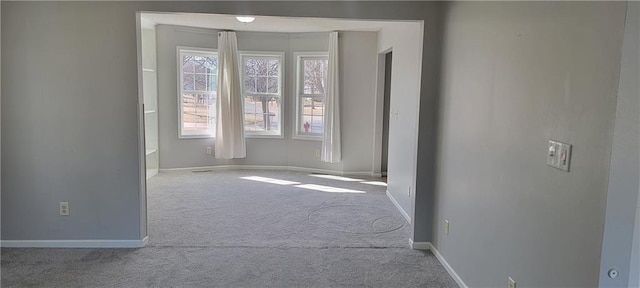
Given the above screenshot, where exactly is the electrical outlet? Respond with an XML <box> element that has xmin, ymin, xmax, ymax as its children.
<box><xmin>508</xmin><ymin>277</ymin><xmax>516</xmax><ymax>288</ymax></box>
<box><xmin>206</xmin><ymin>147</ymin><xmax>212</xmax><ymax>155</ymax></box>
<box><xmin>315</xmin><ymin>149</ymin><xmax>321</xmax><ymax>158</ymax></box>
<box><xmin>445</xmin><ymin>220</ymin><xmax>450</xmax><ymax>236</ymax></box>
<box><xmin>59</xmin><ymin>202</ymin><xmax>69</xmax><ymax>216</ymax></box>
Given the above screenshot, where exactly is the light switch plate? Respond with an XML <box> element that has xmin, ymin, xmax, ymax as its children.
<box><xmin>558</xmin><ymin>143</ymin><xmax>572</xmax><ymax>171</ymax></box>
<box><xmin>547</xmin><ymin>140</ymin><xmax>572</xmax><ymax>172</ymax></box>
<box><xmin>59</xmin><ymin>202</ymin><xmax>69</xmax><ymax>216</ymax></box>
<box><xmin>547</xmin><ymin>140</ymin><xmax>559</xmax><ymax>167</ymax></box>
<box><xmin>508</xmin><ymin>277</ymin><xmax>516</xmax><ymax>288</ymax></box>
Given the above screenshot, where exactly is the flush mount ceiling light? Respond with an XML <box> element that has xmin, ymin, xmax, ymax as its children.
<box><xmin>235</xmin><ymin>16</ymin><xmax>256</xmax><ymax>23</ymax></box>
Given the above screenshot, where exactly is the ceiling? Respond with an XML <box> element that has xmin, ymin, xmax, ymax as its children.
<box><xmin>141</xmin><ymin>12</ymin><xmax>411</xmax><ymax>33</ymax></box>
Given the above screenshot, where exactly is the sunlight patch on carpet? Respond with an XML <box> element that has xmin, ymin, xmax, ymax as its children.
<box><xmin>309</xmin><ymin>174</ymin><xmax>364</xmax><ymax>182</ymax></box>
<box><xmin>240</xmin><ymin>176</ymin><xmax>300</xmax><ymax>185</ymax></box>
<box><xmin>295</xmin><ymin>184</ymin><xmax>365</xmax><ymax>193</ymax></box>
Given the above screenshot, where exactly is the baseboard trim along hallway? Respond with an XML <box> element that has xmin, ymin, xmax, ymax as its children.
<box><xmin>428</xmin><ymin>243</ymin><xmax>468</xmax><ymax>288</ymax></box>
<box><xmin>0</xmin><ymin>237</ymin><xmax>149</xmax><ymax>248</ymax></box>
<box><xmin>386</xmin><ymin>190</ymin><xmax>412</xmax><ymax>223</ymax></box>
<box><xmin>408</xmin><ymin>239</ymin><xmax>431</xmax><ymax>250</ymax></box>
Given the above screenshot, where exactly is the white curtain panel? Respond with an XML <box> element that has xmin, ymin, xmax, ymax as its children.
<box><xmin>321</xmin><ymin>31</ymin><xmax>341</xmax><ymax>163</ymax></box>
<box><xmin>215</xmin><ymin>31</ymin><xmax>246</xmax><ymax>159</ymax></box>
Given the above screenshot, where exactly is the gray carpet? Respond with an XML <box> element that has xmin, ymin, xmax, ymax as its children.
<box><xmin>1</xmin><ymin>170</ymin><xmax>457</xmax><ymax>287</ymax></box>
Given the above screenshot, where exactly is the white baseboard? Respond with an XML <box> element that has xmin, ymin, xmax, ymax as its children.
<box><xmin>386</xmin><ymin>190</ymin><xmax>411</xmax><ymax>223</ymax></box>
<box><xmin>159</xmin><ymin>165</ymin><xmax>375</xmax><ymax>177</ymax></box>
<box><xmin>429</xmin><ymin>243</ymin><xmax>467</xmax><ymax>288</ymax></box>
<box><xmin>408</xmin><ymin>239</ymin><xmax>430</xmax><ymax>250</ymax></box>
<box><xmin>1</xmin><ymin>236</ymin><xmax>149</xmax><ymax>248</ymax></box>
<box><xmin>146</xmin><ymin>168</ymin><xmax>158</xmax><ymax>179</ymax></box>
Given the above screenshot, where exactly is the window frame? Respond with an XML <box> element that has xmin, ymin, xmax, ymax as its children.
<box><xmin>176</xmin><ymin>46</ymin><xmax>218</xmax><ymax>139</ymax></box>
<box><xmin>239</xmin><ymin>51</ymin><xmax>285</xmax><ymax>138</ymax></box>
<box><xmin>293</xmin><ymin>52</ymin><xmax>329</xmax><ymax>141</ymax></box>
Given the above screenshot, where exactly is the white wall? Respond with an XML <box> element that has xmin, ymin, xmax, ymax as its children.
<box><xmin>155</xmin><ymin>25</ymin><xmax>378</xmax><ymax>174</ymax></box>
<box><xmin>433</xmin><ymin>2</ymin><xmax>627</xmax><ymax>287</ymax></box>
<box><xmin>376</xmin><ymin>22</ymin><xmax>423</xmax><ymax>223</ymax></box>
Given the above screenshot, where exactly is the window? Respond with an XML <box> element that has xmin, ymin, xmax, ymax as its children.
<box><xmin>178</xmin><ymin>48</ymin><xmax>217</xmax><ymax>138</ymax></box>
<box><xmin>241</xmin><ymin>52</ymin><xmax>283</xmax><ymax>137</ymax></box>
<box><xmin>295</xmin><ymin>53</ymin><xmax>328</xmax><ymax>139</ymax></box>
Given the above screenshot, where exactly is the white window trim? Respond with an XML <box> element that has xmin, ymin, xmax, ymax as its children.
<box><xmin>293</xmin><ymin>52</ymin><xmax>328</xmax><ymax>141</ymax></box>
<box><xmin>177</xmin><ymin>46</ymin><xmax>218</xmax><ymax>139</ymax></box>
<box><xmin>240</xmin><ymin>51</ymin><xmax>285</xmax><ymax>139</ymax></box>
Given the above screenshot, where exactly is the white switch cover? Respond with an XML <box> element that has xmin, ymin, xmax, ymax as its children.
<box><xmin>547</xmin><ymin>140</ymin><xmax>559</xmax><ymax>167</ymax></box>
<box><xmin>445</xmin><ymin>220</ymin><xmax>450</xmax><ymax>236</ymax></box>
<box><xmin>59</xmin><ymin>202</ymin><xmax>69</xmax><ymax>216</ymax></box>
<box><xmin>547</xmin><ymin>140</ymin><xmax>572</xmax><ymax>172</ymax></box>
<box><xmin>508</xmin><ymin>277</ymin><xmax>516</xmax><ymax>288</ymax></box>
<box><xmin>558</xmin><ymin>143</ymin><xmax>572</xmax><ymax>172</ymax></box>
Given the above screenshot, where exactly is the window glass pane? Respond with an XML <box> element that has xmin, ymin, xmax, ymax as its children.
<box><xmin>194</xmin><ymin>74</ymin><xmax>207</xmax><ymax>91</ymax></box>
<box><xmin>256</xmin><ymin>76</ymin><xmax>268</xmax><ymax>93</ymax></box>
<box><xmin>194</xmin><ymin>56</ymin><xmax>206</xmax><ymax>73</ymax></box>
<box><xmin>182</xmin><ymin>93</ymin><xmax>216</xmax><ymax>134</ymax></box>
<box><xmin>183</xmin><ymin>73</ymin><xmax>194</xmax><ymax>91</ymax></box>
<box><xmin>268</xmin><ymin>60</ymin><xmax>279</xmax><ymax>77</ymax></box>
<box><xmin>183</xmin><ymin>56</ymin><xmax>195</xmax><ymax>73</ymax></box>
<box><xmin>245</xmin><ymin>58</ymin><xmax>257</xmax><ymax>76</ymax></box>
<box><xmin>244</xmin><ymin>96</ymin><xmax>280</xmax><ymax>132</ymax></box>
<box><xmin>256</xmin><ymin>58</ymin><xmax>268</xmax><ymax>76</ymax></box>
<box><xmin>268</xmin><ymin>77</ymin><xmax>278</xmax><ymax>94</ymax></box>
<box><xmin>180</xmin><ymin>51</ymin><xmax>217</xmax><ymax>137</ymax></box>
<box><xmin>242</xmin><ymin>54</ymin><xmax>282</xmax><ymax>136</ymax></box>
<box><xmin>300</xmin><ymin>97</ymin><xmax>324</xmax><ymax>134</ymax></box>
<box><xmin>303</xmin><ymin>59</ymin><xmax>328</xmax><ymax>95</ymax></box>
<box><xmin>245</xmin><ymin>76</ymin><xmax>257</xmax><ymax>93</ymax></box>
<box><xmin>207</xmin><ymin>73</ymin><xmax>217</xmax><ymax>91</ymax></box>
<box><xmin>207</xmin><ymin>58</ymin><xmax>218</xmax><ymax>74</ymax></box>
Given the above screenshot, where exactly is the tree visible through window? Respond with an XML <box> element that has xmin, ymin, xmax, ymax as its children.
<box><xmin>241</xmin><ymin>53</ymin><xmax>283</xmax><ymax>136</ymax></box>
<box><xmin>179</xmin><ymin>48</ymin><xmax>217</xmax><ymax>137</ymax></box>
<box><xmin>297</xmin><ymin>54</ymin><xmax>328</xmax><ymax>137</ymax></box>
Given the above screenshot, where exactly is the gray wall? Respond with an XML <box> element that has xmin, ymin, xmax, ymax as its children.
<box><xmin>432</xmin><ymin>2</ymin><xmax>627</xmax><ymax>287</ymax></box>
<box><xmin>377</xmin><ymin>22</ymin><xmax>424</xmax><ymax>223</ymax></box>
<box><xmin>600</xmin><ymin>2</ymin><xmax>640</xmax><ymax>287</ymax></box>
<box><xmin>155</xmin><ymin>25</ymin><xmax>378</xmax><ymax>174</ymax></box>
<box><xmin>3</xmin><ymin>2</ymin><xmax>633</xmax><ymax>287</ymax></box>
<box><xmin>1</xmin><ymin>3</ymin><xmax>143</xmax><ymax>240</ymax></box>
<box><xmin>1</xmin><ymin>1</ymin><xmax>442</xmax><ymax>242</ymax></box>
<box><xmin>632</xmin><ymin>185</ymin><xmax>640</xmax><ymax>287</ymax></box>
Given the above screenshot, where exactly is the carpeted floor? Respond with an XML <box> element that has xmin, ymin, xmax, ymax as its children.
<box><xmin>1</xmin><ymin>170</ymin><xmax>457</xmax><ymax>287</ymax></box>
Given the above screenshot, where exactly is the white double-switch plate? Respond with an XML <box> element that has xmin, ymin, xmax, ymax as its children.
<box><xmin>59</xmin><ymin>202</ymin><xmax>69</xmax><ymax>216</ymax></box>
<box><xmin>547</xmin><ymin>140</ymin><xmax>572</xmax><ymax>172</ymax></box>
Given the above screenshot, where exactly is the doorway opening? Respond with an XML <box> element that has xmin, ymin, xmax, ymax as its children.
<box><xmin>381</xmin><ymin>51</ymin><xmax>392</xmax><ymax>177</ymax></box>
<box><xmin>136</xmin><ymin>12</ymin><xmax>425</xmax><ymax>248</ymax></box>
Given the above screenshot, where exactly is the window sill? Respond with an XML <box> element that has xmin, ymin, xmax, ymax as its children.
<box><xmin>292</xmin><ymin>134</ymin><xmax>322</xmax><ymax>141</ymax></box>
<box><xmin>177</xmin><ymin>134</ymin><xmax>285</xmax><ymax>140</ymax></box>
<box><xmin>246</xmin><ymin>134</ymin><xmax>284</xmax><ymax>139</ymax></box>
<box><xmin>178</xmin><ymin>135</ymin><xmax>215</xmax><ymax>140</ymax></box>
